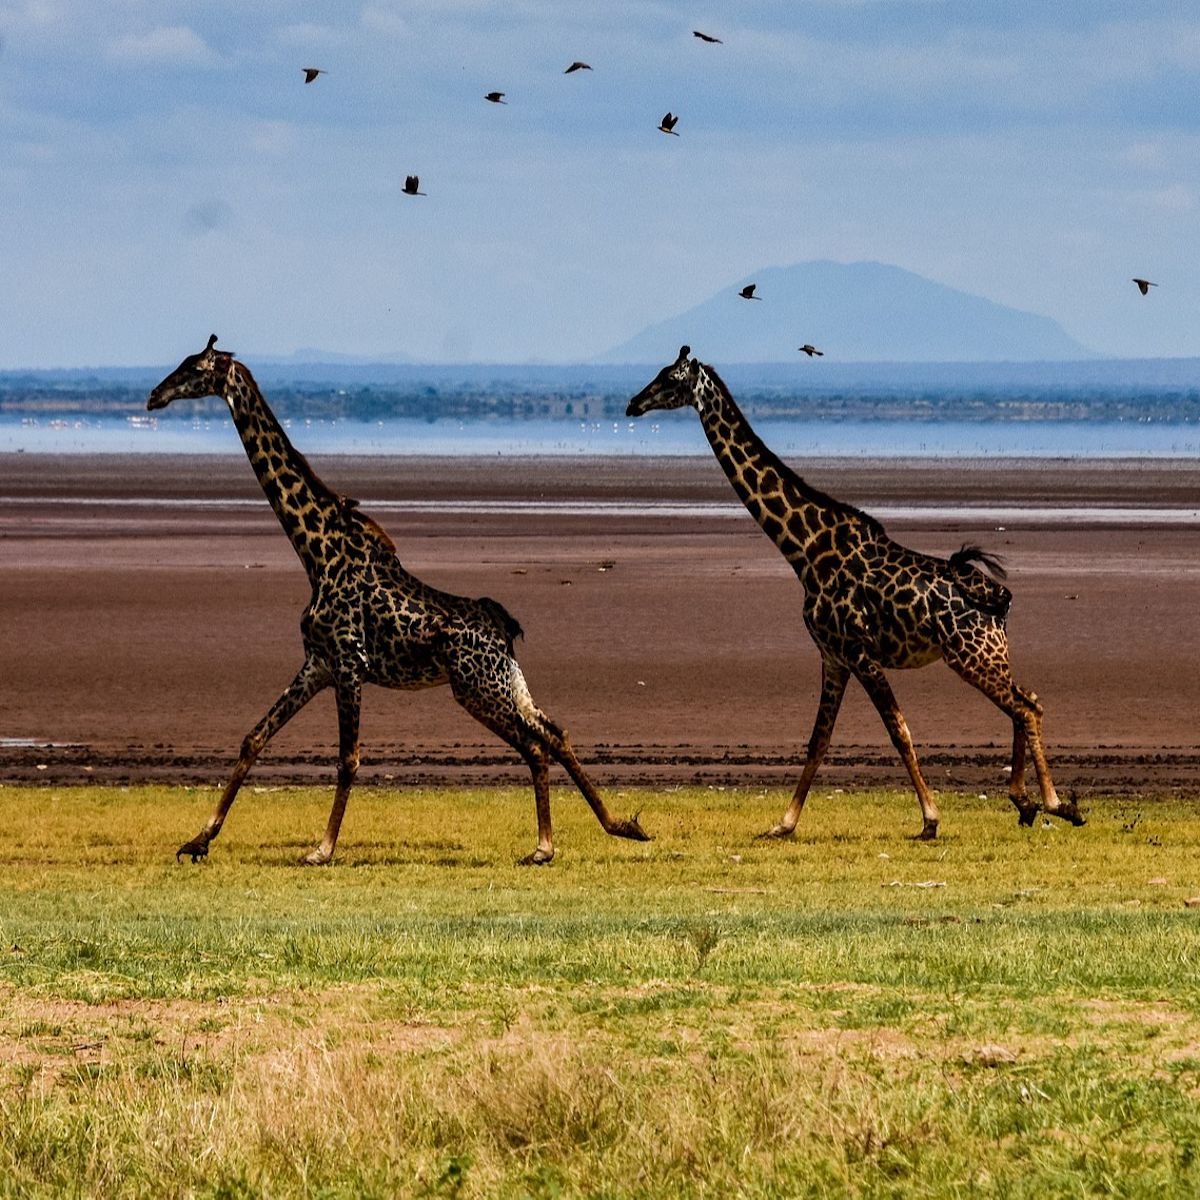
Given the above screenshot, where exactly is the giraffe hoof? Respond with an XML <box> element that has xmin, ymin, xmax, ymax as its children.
<box><xmin>1015</xmin><ymin>803</ymin><xmax>1038</xmax><ymax>828</ymax></box>
<box><xmin>914</xmin><ymin>823</ymin><xmax>939</xmax><ymax>841</ymax></box>
<box><xmin>176</xmin><ymin>839</ymin><xmax>209</xmax><ymax>863</ymax></box>
<box><xmin>299</xmin><ymin>849</ymin><xmax>333</xmax><ymax>866</ymax></box>
<box><xmin>519</xmin><ymin>848</ymin><xmax>554</xmax><ymax>866</ymax></box>
<box><xmin>755</xmin><ymin>825</ymin><xmax>795</xmax><ymax>840</ymax></box>
<box><xmin>613</xmin><ymin>814</ymin><xmax>651</xmax><ymax>842</ymax></box>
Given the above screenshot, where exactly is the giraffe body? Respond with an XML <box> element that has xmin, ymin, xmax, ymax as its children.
<box><xmin>628</xmin><ymin>346</ymin><xmax>1084</xmax><ymax>839</ymax></box>
<box><xmin>147</xmin><ymin>336</ymin><xmax>648</xmax><ymax>865</ymax></box>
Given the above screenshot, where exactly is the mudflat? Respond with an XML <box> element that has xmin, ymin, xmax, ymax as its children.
<box><xmin>2</xmin><ymin>452</ymin><xmax>1198</xmax><ymax>797</ymax></box>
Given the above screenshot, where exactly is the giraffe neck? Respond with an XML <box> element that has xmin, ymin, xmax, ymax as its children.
<box><xmin>221</xmin><ymin>363</ymin><xmax>343</xmax><ymax>581</ymax></box>
<box><xmin>693</xmin><ymin>368</ymin><xmax>874</xmax><ymax>563</ymax></box>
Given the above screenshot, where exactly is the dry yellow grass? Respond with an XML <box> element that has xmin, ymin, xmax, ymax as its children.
<box><xmin>3</xmin><ymin>783</ymin><xmax>1200</xmax><ymax>1196</ymax></box>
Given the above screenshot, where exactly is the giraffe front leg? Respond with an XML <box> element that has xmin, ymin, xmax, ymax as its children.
<box><xmin>759</xmin><ymin>659</ymin><xmax>849</xmax><ymax>839</ymax></box>
<box><xmin>856</xmin><ymin>666</ymin><xmax>940</xmax><ymax>839</ymax></box>
<box><xmin>300</xmin><ymin>674</ymin><xmax>361</xmax><ymax>866</ymax></box>
<box><xmin>178</xmin><ymin>659</ymin><xmax>329</xmax><ymax>862</ymax></box>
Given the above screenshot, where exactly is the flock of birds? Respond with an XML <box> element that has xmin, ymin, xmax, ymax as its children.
<box><xmin>300</xmin><ymin>29</ymin><xmax>1160</xmax><ymax>363</ymax></box>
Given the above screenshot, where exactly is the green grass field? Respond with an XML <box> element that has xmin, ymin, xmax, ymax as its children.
<box><xmin>3</xmin><ymin>783</ymin><xmax>1200</xmax><ymax>1198</ymax></box>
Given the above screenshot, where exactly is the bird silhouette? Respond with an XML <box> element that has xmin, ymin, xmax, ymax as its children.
<box><xmin>1132</xmin><ymin>278</ymin><xmax>1157</xmax><ymax>295</ymax></box>
<box><xmin>693</xmin><ymin>30</ymin><xmax>722</xmax><ymax>43</ymax></box>
<box><xmin>484</xmin><ymin>91</ymin><xmax>506</xmax><ymax>104</ymax></box>
<box><xmin>565</xmin><ymin>61</ymin><xmax>592</xmax><ymax>74</ymax></box>
<box><xmin>658</xmin><ymin>112</ymin><xmax>679</xmax><ymax>135</ymax></box>
<box><xmin>798</xmin><ymin>344</ymin><xmax>824</xmax><ymax>357</ymax></box>
<box><xmin>403</xmin><ymin>175</ymin><xmax>426</xmax><ymax>196</ymax></box>
<box><xmin>738</xmin><ymin>285</ymin><xmax>759</xmax><ymax>300</ymax></box>
<box><xmin>301</xmin><ymin>68</ymin><xmax>326</xmax><ymax>84</ymax></box>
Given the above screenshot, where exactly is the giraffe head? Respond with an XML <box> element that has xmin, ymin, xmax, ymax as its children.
<box><xmin>147</xmin><ymin>335</ymin><xmax>235</xmax><ymax>410</ymax></box>
<box><xmin>626</xmin><ymin>345</ymin><xmax>703</xmax><ymax>417</ymax></box>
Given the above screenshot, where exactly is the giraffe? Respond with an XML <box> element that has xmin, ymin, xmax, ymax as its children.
<box><xmin>146</xmin><ymin>336</ymin><xmax>649</xmax><ymax>865</ymax></box>
<box><xmin>627</xmin><ymin>346</ymin><xmax>1084</xmax><ymax>840</ymax></box>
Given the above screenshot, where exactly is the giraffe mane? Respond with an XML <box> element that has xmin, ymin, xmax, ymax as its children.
<box><xmin>343</xmin><ymin>503</ymin><xmax>398</xmax><ymax>554</ymax></box>
<box><xmin>231</xmin><ymin>360</ymin><xmax>340</xmax><ymax>505</ymax></box>
<box><xmin>699</xmin><ymin>362</ymin><xmax>887</xmax><ymax>536</ymax></box>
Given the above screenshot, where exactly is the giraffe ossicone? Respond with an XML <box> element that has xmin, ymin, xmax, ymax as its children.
<box><xmin>147</xmin><ymin>336</ymin><xmax>649</xmax><ymax>866</ymax></box>
<box><xmin>628</xmin><ymin>347</ymin><xmax>1084</xmax><ymax>840</ymax></box>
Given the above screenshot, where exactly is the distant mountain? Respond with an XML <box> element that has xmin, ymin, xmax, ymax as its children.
<box><xmin>597</xmin><ymin>261</ymin><xmax>1095</xmax><ymax>364</ymax></box>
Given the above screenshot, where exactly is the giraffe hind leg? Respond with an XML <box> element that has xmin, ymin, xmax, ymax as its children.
<box><xmin>942</xmin><ymin>633</ymin><xmax>1083</xmax><ymax>828</ymax></box>
<box><xmin>447</xmin><ymin>645</ymin><xmax>648</xmax><ymax>863</ymax></box>
<box><xmin>1010</xmin><ymin>682</ymin><xmax>1084</xmax><ymax>826</ymax></box>
<box><xmin>1009</xmin><ymin>719</ymin><xmax>1037</xmax><ymax>826</ymax></box>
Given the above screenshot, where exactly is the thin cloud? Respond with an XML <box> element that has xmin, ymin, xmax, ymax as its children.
<box><xmin>106</xmin><ymin>26</ymin><xmax>219</xmax><ymax>68</ymax></box>
<box><xmin>360</xmin><ymin>7</ymin><xmax>410</xmax><ymax>38</ymax></box>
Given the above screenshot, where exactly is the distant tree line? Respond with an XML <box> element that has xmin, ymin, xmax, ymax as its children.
<box><xmin>2</xmin><ymin>377</ymin><xmax>1200</xmax><ymax>424</ymax></box>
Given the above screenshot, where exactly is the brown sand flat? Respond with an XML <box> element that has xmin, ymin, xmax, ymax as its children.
<box><xmin>2</xmin><ymin>453</ymin><xmax>1198</xmax><ymax>798</ymax></box>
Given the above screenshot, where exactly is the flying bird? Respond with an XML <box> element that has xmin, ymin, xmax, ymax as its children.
<box><xmin>658</xmin><ymin>112</ymin><xmax>679</xmax><ymax>135</ymax></box>
<box><xmin>403</xmin><ymin>175</ymin><xmax>426</xmax><ymax>196</ymax></box>
<box><xmin>301</xmin><ymin>68</ymin><xmax>327</xmax><ymax>84</ymax></box>
<box><xmin>1132</xmin><ymin>278</ymin><xmax>1157</xmax><ymax>295</ymax></box>
<box><xmin>693</xmin><ymin>30</ymin><xmax>722</xmax><ymax>43</ymax></box>
<box><xmin>798</xmin><ymin>344</ymin><xmax>824</xmax><ymax>357</ymax></box>
<box><xmin>484</xmin><ymin>91</ymin><xmax>507</xmax><ymax>104</ymax></box>
<box><xmin>738</xmin><ymin>284</ymin><xmax>759</xmax><ymax>301</ymax></box>
<box><xmin>564</xmin><ymin>61</ymin><xmax>592</xmax><ymax>74</ymax></box>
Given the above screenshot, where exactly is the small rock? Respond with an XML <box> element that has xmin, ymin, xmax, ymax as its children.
<box><xmin>972</xmin><ymin>1044</ymin><xmax>1017</xmax><ymax>1067</ymax></box>
<box><xmin>1148</xmin><ymin>877</ymin><xmax>1168</xmax><ymax>886</ymax></box>
<box><xmin>878</xmin><ymin>852</ymin><xmax>891</xmax><ymax>860</ymax></box>
<box><xmin>1184</xmin><ymin>897</ymin><xmax>1200</xmax><ymax>909</ymax></box>
<box><xmin>728</xmin><ymin>854</ymin><xmax>743</xmax><ymax>864</ymax></box>
<box><xmin>35</xmin><ymin>764</ymin><xmax>47</xmax><ymax>771</ymax></box>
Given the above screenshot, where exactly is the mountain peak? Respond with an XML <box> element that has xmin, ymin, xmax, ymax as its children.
<box><xmin>598</xmin><ymin>261</ymin><xmax>1093</xmax><ymax>364</ymax></box>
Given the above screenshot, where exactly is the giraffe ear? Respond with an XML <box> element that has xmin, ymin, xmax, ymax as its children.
<box><xmin>677</xmin><ymin>344</ymin><xmax>691</xmax><ymax>363</ymax></box>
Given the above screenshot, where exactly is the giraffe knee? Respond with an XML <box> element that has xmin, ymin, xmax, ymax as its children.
<box><xmin>1013</xmin><ymin>685</ymin><xmax>1043</xmax><ymax>716</ymax></box>
<box><xmin>240</xmin><ymin>732</ymin><xmax>266</xmax><ymax>759</ymax></box>
<box><xmin>337</xmin><ymin>748</ymin><xmax>360</xmax><ymax>786</ymax></box>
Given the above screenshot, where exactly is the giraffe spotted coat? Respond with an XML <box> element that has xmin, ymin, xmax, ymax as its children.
<box><xmin>147</xmin><ymin>336</ymin><xmax>648</xmax><ymax>865</ymax></box>
<box><xmin>628</xmin><ymin>345</ymin><xmax>1085</xmax><ymax>839</ymax></box>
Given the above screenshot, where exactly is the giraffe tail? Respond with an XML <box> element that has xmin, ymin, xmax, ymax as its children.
<box><xmin>478</xmin><ymin>596</ymin><xmax>525</xmax><ymax>654</ymax></box>
<box><xmin>948</xmin><ymin>546</ymin><xmax>1012</xmax><ymax>618</ymax></box>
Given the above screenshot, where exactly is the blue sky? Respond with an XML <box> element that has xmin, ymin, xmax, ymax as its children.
<box><xmin>1</xmin><ymin>1</ymin><xmax>1198</xmax><ymax>366</ymax></box>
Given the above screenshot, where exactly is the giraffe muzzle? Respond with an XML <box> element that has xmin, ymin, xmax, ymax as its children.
<box><xmin>626</xmin><ymin>388</ymin><xmax>655</xmax><ymax>418</ymax></box>
<box><xmin>146</xmin><ymin>389</ymin><xmax>169</xmax><ymax>411</ymax></box>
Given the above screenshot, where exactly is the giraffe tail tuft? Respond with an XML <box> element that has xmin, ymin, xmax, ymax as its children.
<box><xmin>949</xmin><ymin>545</ymin><xmax>1007</xmax><ymax>580</ymax></box>
<box><xmin>949</xmin><ymin>546</ymin><xmax>1012</xmax><ymax>618</ymax></box>
<box><xmin>478</xmin><ymin>596</ymin><xmax>524</xmax><ymax>653</ymax></box>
